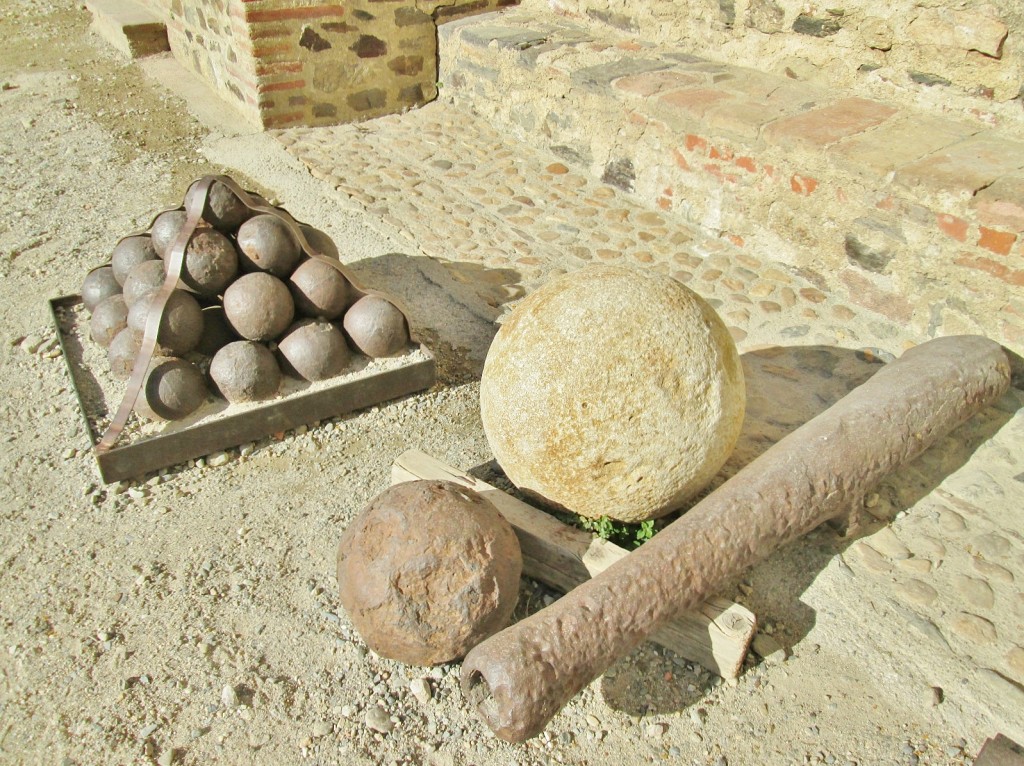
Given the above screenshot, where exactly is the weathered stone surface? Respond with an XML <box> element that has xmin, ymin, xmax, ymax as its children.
<box><xmin>336</xmin><ymin>480</ymin><xmax>522</xmax><ymax>665</ymax></box>
<box><xmin>951</xmin><ymin>575</ymin><xmax>995</xmax><ymax>610</ymax></box>
<box><xmin>480</xmin><ymin>265</ymin><xmax>745</xmax><ymax>523</ymax></box>
<box><xmin>746</xmin><ymin>0</ymin><xmax>784</xmax><ymax>34</ymax></box>
<box><xmin>895</xmin><ymin>579</ymin><xmax>938</xmax><ymax>606</ymax></box>
<box><xmin>949</xmin><ymin>612</ymin><xmax>997</xmax><ymax>644</ymax></box>
<box><xmin>908</xmin><ymin>8</ymin><xmax>1007</xmax><ymax>58</ymax></box>
<box><xmin>858</xmin><ymin>17</ymin><xmax>892</xmax><ymax>51</ymax></box>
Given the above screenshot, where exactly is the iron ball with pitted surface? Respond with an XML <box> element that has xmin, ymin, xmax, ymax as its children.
<box><xmin>336</xmin><ymin>480</ymin><xmax>522</xmax><ymax>666</ymax></box>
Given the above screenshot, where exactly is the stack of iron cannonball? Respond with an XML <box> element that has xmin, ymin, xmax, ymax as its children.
<box><xmin>80</xmin><ymin>177</ymin><xmax>411</xmax><ymax>422</ymax></box>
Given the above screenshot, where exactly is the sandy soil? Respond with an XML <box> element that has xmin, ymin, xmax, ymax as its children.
<box><xmin>0</xmin><ymin>2</ymin><xmax>1020</xmax><ymax>766</ymax></box>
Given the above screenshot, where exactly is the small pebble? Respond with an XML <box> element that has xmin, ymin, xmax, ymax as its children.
<box><xmin>221</xmin><ymin>684</ymin><xmax>239</xmax><ymax>708</ymax></box>
<box><xmin>365</xmin><ymin>706</ymin><xmax>394</xmax><ymax>733</ymax></box>
<box><xmin>645</xmin><ymin>722</ymin><xmax>667</xmax><ymax>738</ymax></box>
<box><xmin>208</xmin><ymin>451</ymin><xmax>230</xmax><ymax>467</ymax></box>
<box><xmin>410</xmin><ymin>678</ymin><xmax>432</xmax><ymax>704</ymax></box>
<box><xmin>312</xmin><ymin>720</ymin><xmax>333</xmax><ymax>738</ymax></box>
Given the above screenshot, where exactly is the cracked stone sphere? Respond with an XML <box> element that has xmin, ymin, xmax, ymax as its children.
<box><xmin>111</xmin><ymin>235</ymin><xmax>158</xmax><ymax>286</ymax></box>
<box><xmin>122</xmin><ymin>259</ymin><xmax>167</xmax><ymax>307</ymax></box>
<box><xmin>278</xmin><ymin>319</ymin><xmax>350</xmax><ymax>381</ymax></box>
<box><xmin>288</xmin><ymin>258</ymin><xmax>351</xmax><ymax>319</ymax></box>
<box><xmin>135</xmin><ymin>356</ymin><xmax>208</xmax><ymax>421</ymax></box>
<box><xmin>127</xmin><ymin>289</ymin><xmax>204</xmax><ymax>356</ymax></box>
<box><xmin>479</xmin><ymin>265</ymin><xmax>746</xmax><ymax>523</ymax></box>
<box><xmin>89</xmin><ymin>294</ymin><xmax>128</xmax><ymax>348</ymax></box>
<box><xmin>336</xmin><ymin>480</ymin><xmax>522</xmax><ymax>666</ymax></box>
<box><xmin>210</xmin><ymin>341</ymin><xmax>281</xmax><ymax>403</ymax></box>
<box><xmin>185</xmin><ymin>178</ymin><xmax>251</xmax><ymax>232</ymax></box>
<box><xmin>149</xmin><ymin>209</ymin><xmax>189</xmax><ymax>258</ymax></box>
<box><xmin>222</xmin><ymin>272</ymin><xmax>295</xmax><ymax>342</ymax></box>
<box><xmin>174</xmin><ymin>228</ymin><xmax>239</xmax><ymax>298</ymax></box>
<box><xmin>107</xmin><ymin>328</ymin><xmax>142</xmax><ymax>380</ymax></box>
<box><xmin>236</xmin><ymin>213</ymin><xmax>301</xmax><ymax>277</ymax></box>
<box><xmin>81</xmin><ymin>266</ymin><xmax>121</xmax><ymax>313</ymax></box>
<box><xmin>342</xmin><ymin>295</ymin><xmax>409</xmax><ymax>358</ymax></box>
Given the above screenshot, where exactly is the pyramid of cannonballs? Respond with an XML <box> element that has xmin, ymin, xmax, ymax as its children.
<box><xmin>80</xmin><ymin>177</ymin><xmax>410</xmax><ymax>422</ymax></box>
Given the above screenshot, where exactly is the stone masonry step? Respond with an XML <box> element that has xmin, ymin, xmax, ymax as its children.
<box><xmin>85</xmin><ymin>0</ymin><xmax>169</xmax><ymax>59</ymax></box>
<box><xmin>437</xmin><ymin>7</ymin><xmax>1024</xmax><ymax>353</ymax></box>
<box><xmin>274</xmin><ymin>101</ymin><xmax>921</xmax><ymax>358</ymax></box>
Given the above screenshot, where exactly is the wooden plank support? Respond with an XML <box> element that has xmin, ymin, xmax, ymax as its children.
<box><xmin>391</xmin><ymin>449</ymin><xmax>756</xmax><ymax>679</ymax></box>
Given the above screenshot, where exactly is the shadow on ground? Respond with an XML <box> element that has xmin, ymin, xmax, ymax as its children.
<box><xmin>346</xmin><ymin>253</ymin><xmax>522</xmax><ymax>384</ymax></box>
<box><xmin>466</xmin><ymin>343</ymin><xmax>1019</xmax><ymax>718</ymax></box>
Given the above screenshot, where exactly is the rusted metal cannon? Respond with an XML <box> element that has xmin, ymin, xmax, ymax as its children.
<box><xmin>461</xmin><ymin>335</ymin><xmax>1012</xmax><ymax>742</ymax></box>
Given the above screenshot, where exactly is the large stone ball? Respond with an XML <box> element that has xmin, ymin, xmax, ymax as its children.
<box><xmin>222</xmin><ymin>272</ymin><xmax>295</xmax><ymax>342</ymax></box>
<box><xmin>336</xmin><ymin>480</ymin><xmax>522</xmax><ymax>666</ymax></box>
<box><xmin>480</xmin><ymin>265</ymin><xmax>745</xmax><ymax>523</ymax></box>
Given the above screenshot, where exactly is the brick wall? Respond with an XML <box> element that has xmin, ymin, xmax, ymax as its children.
<box><xmin>538</xmin><ymin>0</ymin><xmax>1024</xmax><ymax>138</ymax></box>
<box><xmin>135</xmin><ymin>0</ymin><xmax>516</xmax><ymax>128</ymax></box>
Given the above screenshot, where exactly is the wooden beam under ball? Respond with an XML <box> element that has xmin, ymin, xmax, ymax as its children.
<box><xmin>390</xmin><ymin>449</ymin><xmax>756</xmax><ymax>679</ymax></box>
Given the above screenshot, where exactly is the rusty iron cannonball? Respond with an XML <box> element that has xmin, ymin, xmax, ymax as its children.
<box><xmin>111</xmin><ymin>235</ymin><xmax>158</xmax><ymax>286</ymax></box>
<box><xmin>127</xmin><ymin>289</ymin><xmax>204</xmax><ymax>356</ymax></box>
<box><xmin>122</xmin><ymin>259</ymin><xmax>167</xmax><ymax>307</ymax></box>
<box><xmin>81</xmin><ymin>266</ymin><xmax>121</xmax><ymax>313</ymax></box>
<box><xmin>194</xmin><ymin>305</ymin><xmax>236</xmax><ymax>357</ymax></box>
<box><xmin>287</xmin><ymin>258</ymin><xmax>351</xmax><ymax>319</ymax></box>
<box><xmin>299</xmin><ymin>224</ymin><xmax>340</xmax><ymax>259</ymax></box>
<box><xmin>134</xmin><ymin>356</ymin><xmax>208</xmax><ymax>421</ymax></box>
<box><xmin>89</xmin><ymin>295</ymin><xmax>129</xmax><ymax>348</ymax></box>
<box><xmin>235</xmin><ymin>213</ymin><xmax>301</xmax><ymax>277</ymax></box>
<box><xmin>277</xmin><ymin>319</ymin><xmax>351</xmax><ymax>381</ymax></box>
<box><xmin>107</xmin><ymin>328</ymin><xmax>142</xmax><ymax>380</ymax></box>
<box><xmin>149</xmin><ymin>209</ymin><xmax>189</xmax><ymax>258</ymax></box>
<box><xmin>184</xmin><ymin>178</ymin><xmax>251</xmax><ymax>232</ymax></box>
<box><xmin>222</xmin><ymin>272</ymin><xmax>295</xmax><ymax>342</ymax></box>
<box><xmin>336</xmin><ymin>480</ymin><xmax>522</xmax><ymax>666</ymax></box>
<box><xmin>174</xmin><ymin>228</ymin><xmax>239</xmax><ymax>297</ymax></box>
<box><xmin>342</xmin><ymin>295</ymin><xmax>410</xmax><ymax>358</ymax></box>
<box><xmin>209</xmin><ymin>341</ymin><xmax>282</xmax><ymax>403</ymax></box>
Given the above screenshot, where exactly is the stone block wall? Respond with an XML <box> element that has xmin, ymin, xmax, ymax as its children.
<box><xmin>536</xmin><ymin>0</ymin><xmax>1024</xmax><ymax>137</ymax></box>
<box><xmin>134</xmin><ymin>0</ymin><xmax>515</xmax><ymax>128</ymax></box>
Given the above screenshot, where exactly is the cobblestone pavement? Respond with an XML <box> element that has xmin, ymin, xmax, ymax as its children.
<box><xmin>277</xmin><ymin>100</ymin><xmax>1024</xmax><ymax>739</ymax></box>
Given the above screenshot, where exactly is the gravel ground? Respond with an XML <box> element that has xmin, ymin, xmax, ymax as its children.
<box><xmin>1</xmin><ymin>2</ymin><xmax>1021</xmax><ymax>765</ymax></box>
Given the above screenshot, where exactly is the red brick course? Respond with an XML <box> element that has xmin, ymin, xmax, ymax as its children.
<box><xmin>763</xmin><ymin>98</ymin><xmax>898</xmax><ymax>149</ymax></box>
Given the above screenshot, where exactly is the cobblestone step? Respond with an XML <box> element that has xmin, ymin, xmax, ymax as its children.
<box><xmin>274</xmin><ymin>101</ymin><xmax>916</xmax><ymax>356</ymax></box>
<box><xmin>437</xmin><ymin>6</ymin><xmax>1024</xmax><ymax>352</ymax></box>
